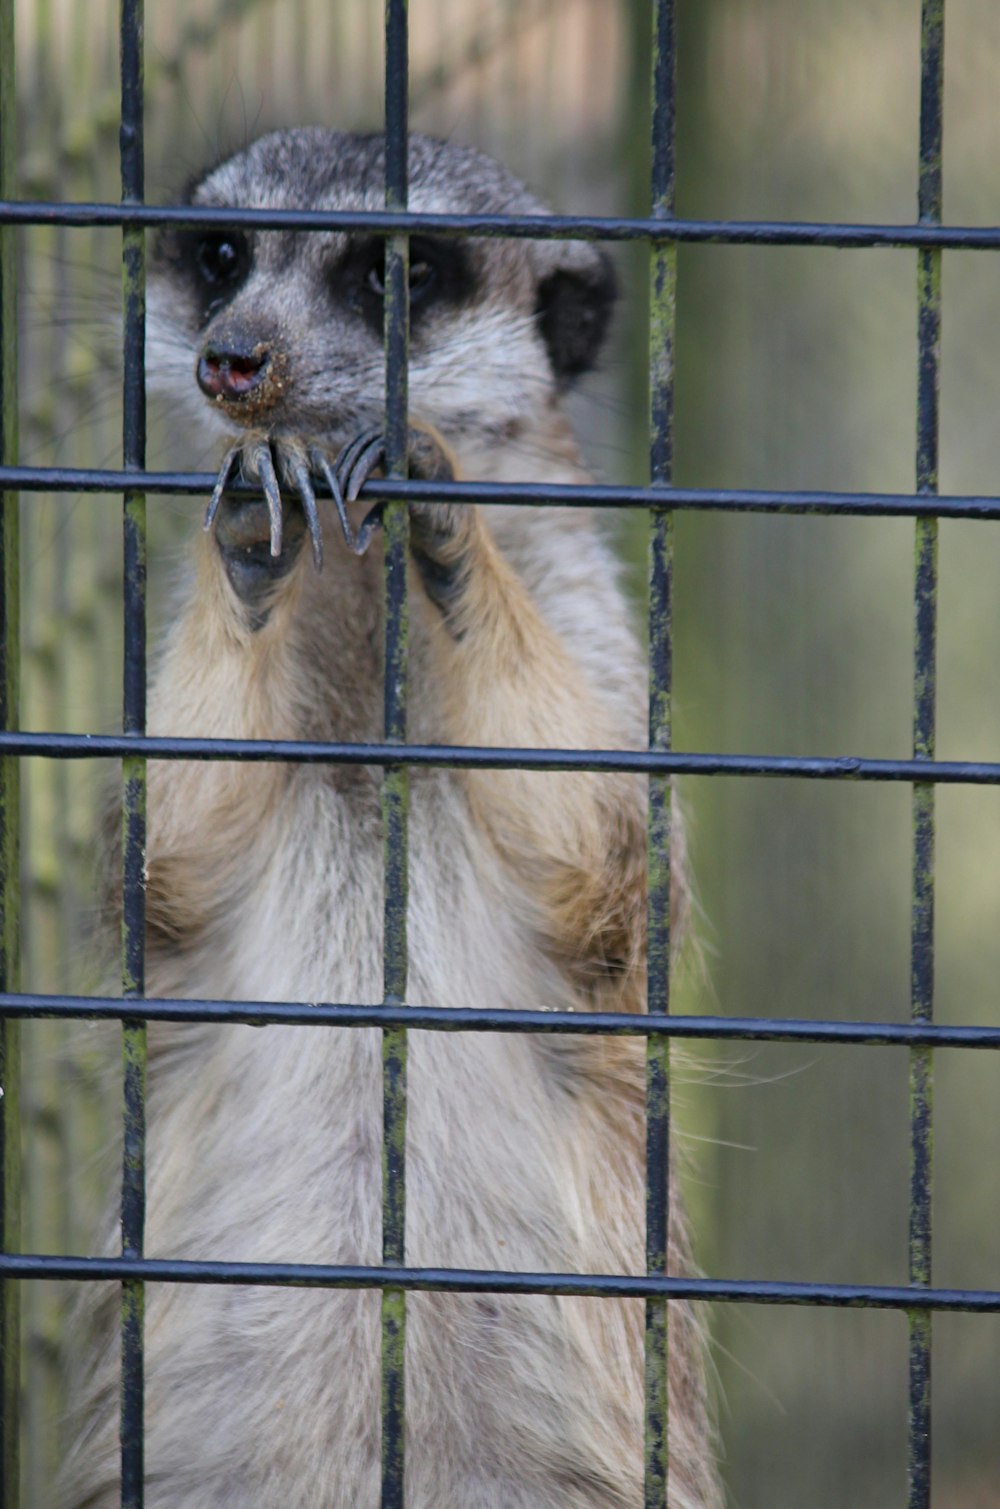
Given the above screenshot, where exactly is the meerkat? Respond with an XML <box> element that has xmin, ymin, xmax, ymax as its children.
<box><xmin>55</xmin><ymin>129</ymin><xmax>721</xmax><ymax>1509</ymax></box>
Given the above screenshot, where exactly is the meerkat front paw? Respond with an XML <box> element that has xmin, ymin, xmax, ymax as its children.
<box><xmin>332</xmin><ymin>423</ymin><xmax>474</xmax><ymax>619</ymax></box>
<box><xmin>204</xmin><ymin>437</ymin><xmax>333</xmax><ymax>617</ymax></box>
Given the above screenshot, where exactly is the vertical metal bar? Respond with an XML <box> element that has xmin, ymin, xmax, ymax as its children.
<box><xmin>0</xmin><ymin>0</ymin><xmax>20</xmax><ymax>1498</ymax></box>
<box><xmin>119</xmin><ymin>1</ymin><xmax>147</xmax><ymax>1505</ymax></box>
<box><xmin>381</xmin><ymin>3</ymin><xmax>410</xmax><ymax>1506</ymax></box>
<box><xmin>646</xmin><ymin>3</ymin><xmax>675</xmax><ymax>1506</ymax></box>
<box><xmin>910</xmin><ymin>4</ymin><xmax>942</xmax><ymax>1507</ymax></box>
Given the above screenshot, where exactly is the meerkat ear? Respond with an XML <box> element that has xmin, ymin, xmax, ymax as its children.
<box><xmin>534</xmin><ymin>245</ymin><xmax>617</xmax><ymax>384</ymax></box>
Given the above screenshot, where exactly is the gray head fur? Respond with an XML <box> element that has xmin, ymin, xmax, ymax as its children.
<box><xmin>149</xmin><ymin>129</ymin><xmax>616</xmax><ymax>464</ymax></box>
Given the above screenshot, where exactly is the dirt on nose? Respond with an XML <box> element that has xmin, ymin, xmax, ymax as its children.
<box><xmin>196</xmin><ymin>342</ymin><xmax>291</xmax><ymax>425</ymax></box>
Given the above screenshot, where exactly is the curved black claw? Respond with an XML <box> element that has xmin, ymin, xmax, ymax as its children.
<box><xmin>289</xmin><ymin>453</ymin><xmax>324</xmax><ymax>571</ymax></box>
<box><xmin>253</xmin><ymin>441</ymin><xmax>284</xmax><ymax>559</ymax></box>
<box><xmin>309</xmin><ymin>448</ymin><xmax>358</xmax><ymax>560</ymax></box>
<box><xmin>331</xmin><ymin>428</ymin><xmax>388</xmax><ymax>556</ymax></box>
<box><xmin>204</xmin><ymin>444</ymin><xmax>242</xmax><ymax>535</ymax></box>
<box><xmin>329</xmin><ymin>426</ymin><xmax>467</xmax><ymax>623</ymax></box>
<box><xmin>335</xmin><ymin>429</ymin><xmax>388</xmax><ymax>503</ymax></box>
<box><xmin>206</xmin><ymin>441</ymin><xmax>285</xmax><ymax>557</ymax></box>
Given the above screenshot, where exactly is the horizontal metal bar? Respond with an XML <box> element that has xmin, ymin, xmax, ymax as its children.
<box><xmin>3</xmin><ymin>198</ymin><xmax>1000</xmax><ymax>249</ymax></box>
<box><xmin>0</xmin><ymin>1252</ymin><xmax>996</xmax><ymax>1312</ymax></box>
<box><xmin>0</xmin><ymin>729</ymin><xmax>998</xmax><ymax>785</ymax></box>
<box><xmin>0</xmin><ymin>992</ymin><xmax>997</xmax><ymax>1048</ymax></box>
<box><xmin>2</xmin><ymin>465</ymin><xmax>999</xmax><ymax>520</ymax></box>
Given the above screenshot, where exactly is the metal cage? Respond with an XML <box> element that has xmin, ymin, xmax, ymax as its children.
<box><xmin>1</xmin><ymin>1</ymin><xmax>999</xmax><ymax>1506</ymax></box>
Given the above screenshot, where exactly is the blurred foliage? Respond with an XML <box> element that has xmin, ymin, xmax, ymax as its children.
<box><xmin>662</xmin><ymin>6</ymin><xmax>1000</xmax><ymax>1507</ymax></box>
<box><xmin>11</xmin><ymin>0</ymin><xmax>1000</xmax><ymax>1505</ymax></box>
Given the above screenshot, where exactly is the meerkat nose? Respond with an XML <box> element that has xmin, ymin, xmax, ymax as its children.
<box><xmin>197</xmin><ymin>341</ymin><xmax>271</xmax><ymax>402</ymax></box>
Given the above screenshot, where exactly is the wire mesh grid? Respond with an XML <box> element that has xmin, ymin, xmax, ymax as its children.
<box><xmin>1</xmin><ymin>0</ymin><xmax>1000</xmax><ymax>1506</ymax></box>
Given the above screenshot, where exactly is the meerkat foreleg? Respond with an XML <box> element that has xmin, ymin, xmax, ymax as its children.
<box><xmin>338</xmin><ymin>421</ymin><xmax>648</xmax><ymax>1000</ymax></box>
<box><xmin>198</xmin><ymin>418</ymin><xmax>646</xmax><ymax>999</ymax></box>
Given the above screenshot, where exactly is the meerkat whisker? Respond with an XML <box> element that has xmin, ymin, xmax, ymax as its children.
<box><xmin>204</xmin><ymin>443</ymin><xmax>242</xmax><ymax>533</ymax></box>
<box><xmin>289</xmin><ymin>455</ymin><xmax>324</xmax><ymax>571</ymax></box>
<box><xmin>253</xmin><ymin>440</ymin><xmax>284</xmax><ymax>558</ymax></box>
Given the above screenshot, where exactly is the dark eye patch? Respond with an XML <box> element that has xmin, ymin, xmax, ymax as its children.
<box><xmin>331</xmin><ymin>235</ymin><xmax>476</xmax><ymax>337</ymax></box>
<box><xmin>152</xmin><ymin>225</ymin><xmax>254</xmax><ymax>326</ymax></box>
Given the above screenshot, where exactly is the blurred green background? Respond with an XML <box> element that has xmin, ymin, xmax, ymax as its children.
<box><xmin>11</xmin><ymin>1</ymin><xmax>1000</xmax><ymax>1505</ymax></box>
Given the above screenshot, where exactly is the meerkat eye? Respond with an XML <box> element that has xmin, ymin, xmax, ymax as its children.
<box><xmin>365</xmin><ymin>247</ymin><xmax>438</xmax><ymax>305</ymax></box>
<box><xmin>195</xmin><ymin>233</ymin><xmax>248</xmax><ymax>288</ymax></box>
<box><xmin>409</xmin><ymin>260</ymin><xmax>435</xmax><ymax>298</ymax></box>
<box><xmin>336</xmin><ymin>236</ymin><xmax>472</xmax><ymax>334</ymax></box>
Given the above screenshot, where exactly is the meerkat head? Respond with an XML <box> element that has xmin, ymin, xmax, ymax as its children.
<box><xmin>149</xmin><ymin>128</ymin><xmax>616</xmax><ymax>464</ymax></box>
